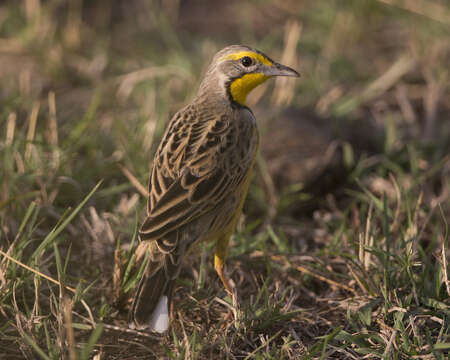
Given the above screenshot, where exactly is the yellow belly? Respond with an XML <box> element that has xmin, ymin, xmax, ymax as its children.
<box><xmin>212</xmin><ymin>161</ymin><xmax>255</xmax><ymax>270</ymax></box>
<box><xmin>209</xmin><ymin>115</ymin><xmax>259</xmax><ymax>269</ymax></box>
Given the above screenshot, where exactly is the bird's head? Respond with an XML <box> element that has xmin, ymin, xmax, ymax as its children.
<box><xmin>198</xmin><ymin>45</ymin><xmax>299</xmax><ymax>107</ymax></box>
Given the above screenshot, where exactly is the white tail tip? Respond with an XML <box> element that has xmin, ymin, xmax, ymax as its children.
<box><xmin>149</xmin><ymin>295</ymin><xmax>169</xmax><ymax>333</ymax></box>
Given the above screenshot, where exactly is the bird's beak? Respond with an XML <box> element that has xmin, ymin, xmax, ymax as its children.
<box><xmin>264</xmin><ymin>62</ymin><xmax>300</xmax><ymax>77</ymax></box>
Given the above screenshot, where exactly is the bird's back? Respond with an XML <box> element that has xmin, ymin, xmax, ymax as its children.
<box><xmin>140</xmin><ymin>98</ymin><xmax>259</xmax><ymax>246</ymax></box>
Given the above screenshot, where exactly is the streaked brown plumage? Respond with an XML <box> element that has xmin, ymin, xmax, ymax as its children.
<box><xmin>129</xmin><ymin>45</ymin><xmax>299</xmax><ymax>332</ymax></box>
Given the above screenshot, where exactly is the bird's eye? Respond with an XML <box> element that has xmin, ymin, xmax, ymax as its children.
<box><xmin>240</xmin><ymin>56</ymin><xmax>253</xmax><ymax>67</ymax></box>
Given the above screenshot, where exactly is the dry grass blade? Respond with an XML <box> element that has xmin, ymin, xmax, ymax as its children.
<box><xmin>32</xmin><ymin>276</ymin><xmax>39</xmax><ymax>319</ymax></box>
<box><xmin>12</xmin><ymin>282</ymin><xmax>34</xmax><ymax>359</ymax></box>
<box><xmin>316</xmin><ymin>86</ymin><xmax>343</xmax><ymax>115</ymax></box>
<box><xmin>64</xmin><ymin>0</ymin><xmax>82</xmax><ymax>48</ymax></box>
<box><xmin>272</xmin><ymin>19</ymin><xmax>302</xmax><ymax>106</ymax></box>
<box><xmin>0</xmin><ymin>249</ymin><xmax>76</xmax><ymax>293</ymax></box>
<box><xmin>25</xmin><ymin>101</ymin><xmax>40</xmax><ymax>161</ymax></box>
<box><xmin>101</xmin><ymin>323</ymin><xmax>161</xmax><ymax>339</ymax></box>
<box><xmin>142</xmin><ymin>92</ymin><xmax>157</xmax><ymax>152</ymax></box>
<box><xmin>388</xmin><ymin>173</ymin><xmax>402</xmax><ymax>232</ymax></box>
<box><xmin>63</xmin><ymin>296</ymin><xmax>77</xmax><ymax>360</ymax></box>
<box><xmin>119</xmin><ymin>164</ymin><xmax>148</xmax><ymax>197</ymax></box>
<box><xmin>361</xmin><ymin>55</ymin><xmax>416</xmax><ymax>103</ymax></box>
<box><xmin>376</xmin><ymin>0</ymin><xmax>450</xmax><ymax>25</ymax></box>
<box><xmin>0</xmin><ymin>38</ymin><xmax>24</xmax><ymax>53</ymax></box>
<box><xmin>14</xmin><ymin>151</ymin><xmax>25</xmax><ymax>174</ymax></box>
<box><xmin>440</xmin><ymin>240</ymin><xmax>450</xmax><ymax>297</ymax></box>
<box><xmin>116</xmin><ymin>66</ymin><xmax>189</xmax><ymax>101</ymax></box>
<box><xmin>347</xmin><ymin>263</ymin><xmax>369</xmax><ymax>294</ymax></box>
<box><xmin>295</xmin><ymin>264</ymin><xmax>356</xmax><ymax>294</ymax></box>
<box><xmin>47</xmin><ymin>91</ymin><xmax>60</xmax><ymax>168</ymax></box>
<box><xmin>113</xmin><ymin>247</ymin><xmax>122</xmax><ymax>304</ymax></box>
<box><xmin>5</xmin><ymin>112</ymin><xmax>16</xmax><ymax>146</ymax></box>
<box><xmin>244</xmin><ymin>329</ymin><xmax>283</xmax><ymax>360</ymax></box>
<box><xmin>0</xmin><ymin>263</ymin><xmax>6</xmax><ymax>289</ymax></box>
<box><xmin>383</xmin><ymin>329</ymin><xmax>397</xmax><ymax>357</ymax></box>
<box><xmin>25</xmin><ymin>0</ymin><xmax>41</xmax><ymax>21</ymax></box>
<box><xmin>359</xmin><ymin>202</ymin><xmax>373</xmax><ymax>270</ymax></box>
<box><xmin>395</xmin><ymin>84</ymin><xmax>417</xmax><ymax>125</ymax></box>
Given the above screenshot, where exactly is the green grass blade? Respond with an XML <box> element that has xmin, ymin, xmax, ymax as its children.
<box><xmin>23</xmin><ymin>333</ymin><xmax>51</xmax><ymax>360</ymax></box>
<box><xmin>30</xmin><ymin>180</ymin><xmax>103</xmax><ymax>261</ymax></box>
<box><xmin>79</xmin><ymin>324</ymin><xmax>103</xmax><ymax>360</ymax></box>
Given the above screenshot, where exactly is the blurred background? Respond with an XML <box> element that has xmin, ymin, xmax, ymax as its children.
<box><xmin>1</xmin><ymin>0</ymin><xmax>449</xmax><ymax>358</ymax></box>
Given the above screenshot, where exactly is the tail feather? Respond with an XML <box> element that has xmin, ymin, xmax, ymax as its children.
<box><xmin>149</xmin><ymin>295</ymin><xmax>169</xmax><ymax>333</ymax></box>
<box><xmin>129</xmin><ymin>260</ymin><xmax>176</xmax><ymax>332</ymax></box>
<box><xmin>130</xmin><ymin>230</ymin><xmax>189</xmax><ymax>332</ymax></box>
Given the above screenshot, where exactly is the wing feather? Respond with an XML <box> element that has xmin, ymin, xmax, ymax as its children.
<box><xmin>140</xmin><ymin>104</ymin><xmax>256</xmax><ymax>242</ymax></box>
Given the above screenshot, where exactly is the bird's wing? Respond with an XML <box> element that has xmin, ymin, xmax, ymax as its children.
<box><xmin>139</xmin><ymin>104</ymin><xmax>256</xmax><ymax>244</ymax></box>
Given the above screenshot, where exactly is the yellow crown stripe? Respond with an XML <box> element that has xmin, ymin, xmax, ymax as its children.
<box><xmin>221</xmin><ymin>51</ymin><xmax>273</xmax><ymax>66</ymax></box>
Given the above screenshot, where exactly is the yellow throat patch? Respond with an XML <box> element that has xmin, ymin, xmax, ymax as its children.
<box><xmin>229</xmin><ymin>73</ymin><xmax>269</xmax><ymax>106</ymax></box>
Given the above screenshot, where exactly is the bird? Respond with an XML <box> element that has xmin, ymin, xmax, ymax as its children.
<box><xmin>128</xmin><ymin>45</ymin><xmax>299</xmax><ymax>333</ymax></box>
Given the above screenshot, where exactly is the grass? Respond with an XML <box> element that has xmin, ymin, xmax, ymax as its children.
<box><xmin>0</xmin><ymin>0</ymin><xmax>449</xmax><ymax>359</ymax></box>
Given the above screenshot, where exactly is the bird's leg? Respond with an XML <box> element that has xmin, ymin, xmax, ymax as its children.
<box><xmin>214</xmin><ymin>259</ymin><xmax>233</xmax><ymax>296</ymax></box>
<box><xmin>214</xmin><ymin>234</ymin><xmax>233</xmax><ymax>295</ymax></box>
<box><xmin>214</xmin><ymin>235</ymin><xmax>241</xmax><ymax>326</ymax></box>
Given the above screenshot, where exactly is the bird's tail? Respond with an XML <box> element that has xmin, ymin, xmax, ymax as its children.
<box><xmin>128</xmin><ymin>242</ymin><xmax>182</xmax><ymax>333</ymax></box>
